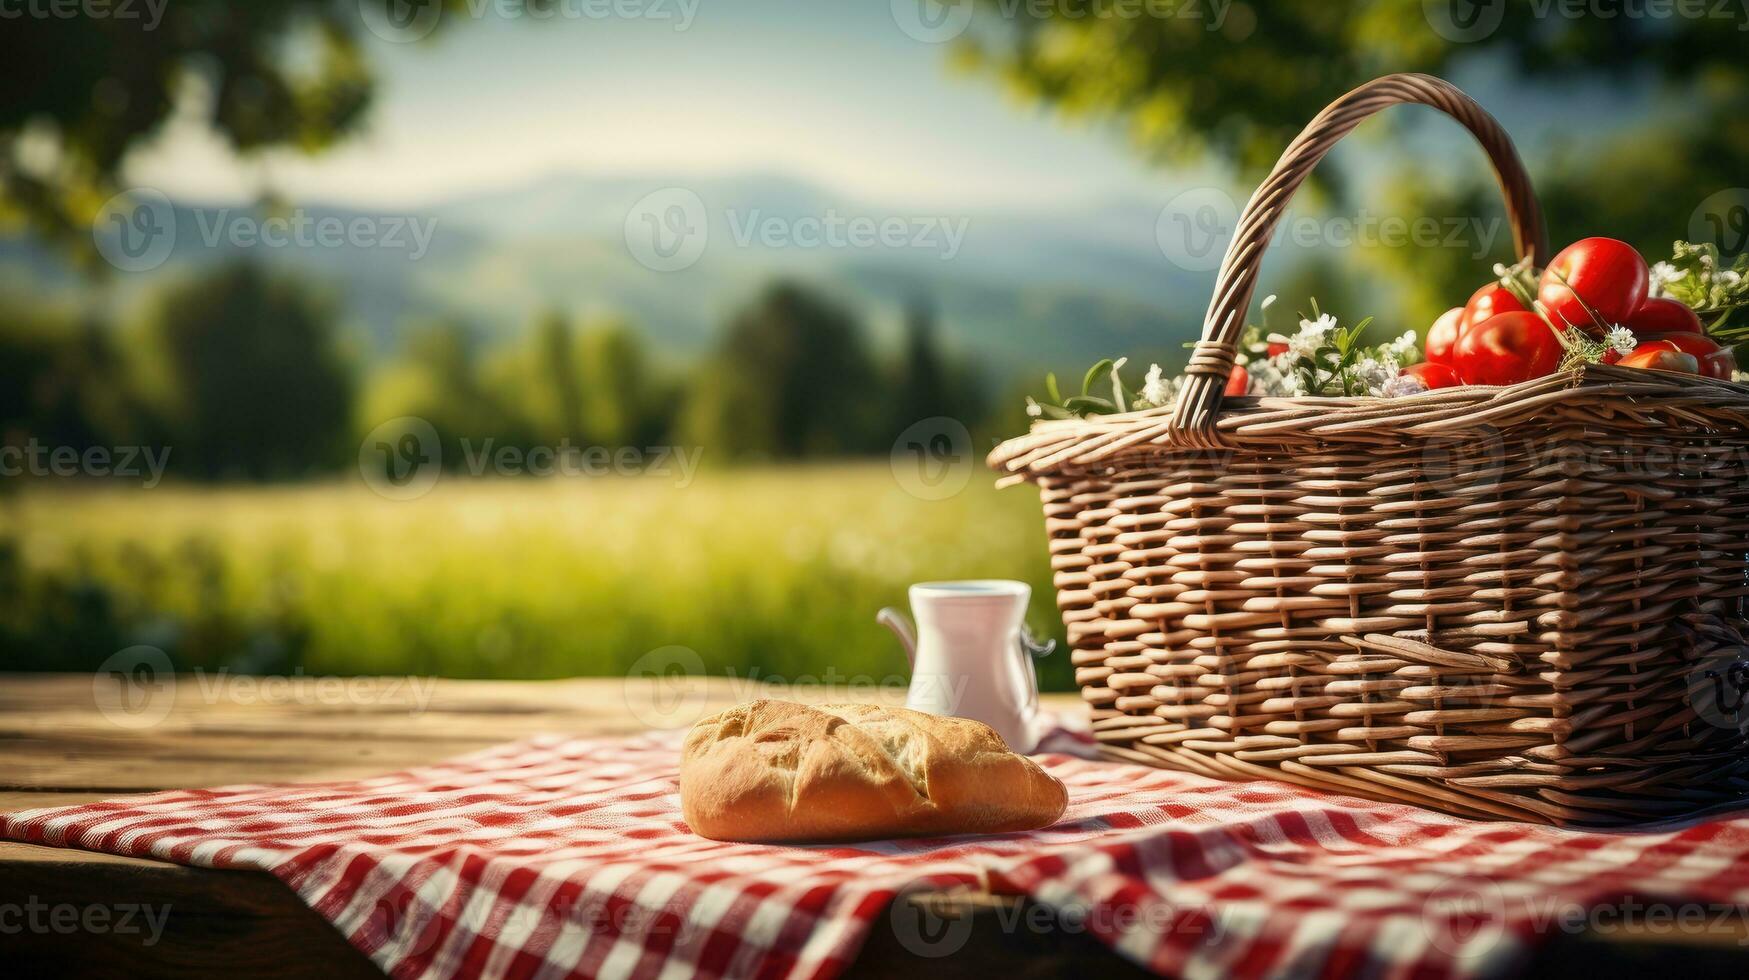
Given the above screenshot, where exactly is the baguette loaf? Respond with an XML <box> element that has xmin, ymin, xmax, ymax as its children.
<box><xmin>680</xmin><ymin>699</ymin><xmax>1067</xmax><ymax>843</ymax></box>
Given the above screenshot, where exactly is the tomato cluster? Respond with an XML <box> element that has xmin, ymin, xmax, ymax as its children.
<box><xmin>1413</xmin><ymin>238</ymin><xmax>1735</xmax><ymax>390</ymax></box>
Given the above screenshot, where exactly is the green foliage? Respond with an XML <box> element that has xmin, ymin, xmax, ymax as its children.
<box><xmin>681</xmin><ymin>282</ymin><xmax>886</xmax><ymax>459</ymax></box>
<box><xmin>0</xmin><ymin>1</ymin><xmax>392</xmax><ymax>255</ymax></box>
<box><xmin>1658</xmin><ymin>241</ymin><xmax>1749</xmax><ymax>341</ymax></box>
<box><xmin>956</xmin><ymin>3</ymin><xmax>1749</xmax><ymax>338</ymax></box>
<box><xmin>0</xmin><ymin>299</ymin><xmax>142</xmax><ymax>452</ymax></box>
<box><xmin>0</xmin><ymin>468</ymin><xmax>1078</xmax><ymax>692</ymax></box>
<box><xmin>131</xmin><ymin>262</ymin><xmax>355</xmax><ymax>479</ymax></box>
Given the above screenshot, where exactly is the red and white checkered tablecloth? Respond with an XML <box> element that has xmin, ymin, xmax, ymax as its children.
<box><xmin>5</xmin><ymin>727</ymin><xmax>1749</xmax><ymax>980</ymax></box>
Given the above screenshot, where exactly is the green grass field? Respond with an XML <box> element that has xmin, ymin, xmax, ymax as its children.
<box><xmin>0</xmin><ymin>464</ymin><xmax>1077</xmax><ymax>690</ymax></box>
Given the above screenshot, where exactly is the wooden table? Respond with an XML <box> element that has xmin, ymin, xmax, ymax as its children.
<box><xmin>3</xmin><ymin>673</ymin><xmax>1746</xmax><ymax>978</ymax></box>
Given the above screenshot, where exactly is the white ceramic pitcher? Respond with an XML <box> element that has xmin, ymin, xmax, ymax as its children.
<box><xmin>877</xmin><ymin>580</ymin><xmax>1055</xmax><ymax>752</ymax></box>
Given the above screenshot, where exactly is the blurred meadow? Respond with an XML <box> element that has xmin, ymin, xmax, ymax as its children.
<box><xmin>0</xmin><ymin>466</ymin><xmax>1070</xmax><ymax>688</ymax></box>
<box><xmin>4</xmin><ymin>2</ymin><xmax>1748</xmax><ymax>687</ymax></box>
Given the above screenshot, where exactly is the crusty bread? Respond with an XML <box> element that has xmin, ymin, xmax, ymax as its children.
<box><xmin>680</xmin><ymin>699</ymin><xmax>1068</xmax><ymax>843</ymax></box>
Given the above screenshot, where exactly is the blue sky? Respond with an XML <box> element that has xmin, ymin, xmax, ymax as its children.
<box><xmin>122</xmin><ymin>2</ymin><xmax>1652</xmax><ymax>216</ymax></box>
<box><xmin>130</xmin><ymin>1</ymin><xmax>1171</xmax><ymax>210</ymax></box>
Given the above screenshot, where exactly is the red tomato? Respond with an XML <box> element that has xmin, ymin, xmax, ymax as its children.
<box><xmin>1452</xmin><ymin>312</ymin><xmax>1563</xmax><ymax>386</ymax></box>
<box><xmin>1225</xmin><ymin>364</ymin><xmax>1250</xmax><ymax>397</ymax></box>
<box><xmin>1636</xmin><ymin>333</ymin><xmax>1735</xmax><ymax>379</ymax></box>
<box><xmin>1460</xmin><ymin>283</ymin><xmax>1526</xmax><ymax>332</ymax></box>
<box><xmin>1400</xmin><ymin>361</ymin><xmax>1462</xmax><ymax>390</ymax></box>
<box><xmin>1536</xmin><ymin>237</ymin><xmax>1649</xmax><ymax>330</ymax></box>
<box><xmin>1618</xmin><ymin>344</ymin><xmax>1700</xmax><ymax>374</ymax></box>
<box><xmin>1624</xmin><ymin>297</ymin><xmax>1703</xmax><ymax>337</ymax></box>
<box><xmin>1266</xmin><ymin>342</ymin><xmax>1289</xmax><ymax>358</ymax></box>
<box><xmin>1425</xmin><ymin>307</ymin><xmax>1465</xmax><ymax>366</ymax></box>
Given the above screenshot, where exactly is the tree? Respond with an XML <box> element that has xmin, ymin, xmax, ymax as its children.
<box><xmin>0</xmin><ymin>1</ymin><xmax>478</xmax><ymax>258</ymax></box>
<box><xmin>893</xmin><ymin>296</ymin><xmax>951</xmax><ymax>424</ymax></box>
<box><xmin>134</xmin><ymin>262</ymin><xmax>354</xmax><ymax>478</ymax></box>
<box><xmin>955</xmin><ymin>2</ymin><xmax>1749</xmax><ymax>327</ymax></box>
<box><xmin>682</xmin><ymin>282</ymin><xmax>884</xmax><ymax>460</ymax></box>
<box><xmin>576</xmin><ymin>319</ymin><xmax>661</xmax><ymax>447</ymax></box>
<box><xmin>362</xmin><ymin>317</ymin><xmax>525</xmax><ymax>471</ymax></box>
<box><xmin>0</xmin><ymin>300</ymin><xmax>139</xmax><ymax>452</ymax></box>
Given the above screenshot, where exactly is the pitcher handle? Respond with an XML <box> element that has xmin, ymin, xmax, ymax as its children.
<box><xmin>1016</xmin><ymin>624</ymin><xmax>1054</xmax><ymax>720</ymax></box>
<box><xmin>877</xmin><ymin>607</ymin><xmax>918</xmax><ymax>668</ymax></box>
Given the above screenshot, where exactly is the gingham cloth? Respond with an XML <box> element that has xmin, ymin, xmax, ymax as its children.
<box><xmin>5</xmin><ymin>728</ymin><xmax>1749</xmax><ymax>980</ymax></box>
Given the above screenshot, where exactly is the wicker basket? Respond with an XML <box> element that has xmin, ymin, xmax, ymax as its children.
<box><xmin>990</xmin><ymin>74</ymin><xmax>1749</xmax><ymax>826</ymax></box>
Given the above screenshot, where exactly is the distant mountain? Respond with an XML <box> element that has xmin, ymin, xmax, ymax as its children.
<box><xmin>8</xmin><ymin>171</ymin><xmax>1254</xmax><ymax>378</ymax></box>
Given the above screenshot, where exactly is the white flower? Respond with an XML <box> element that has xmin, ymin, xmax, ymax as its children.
<box><xmin>1604</xmin><ymin>326</ymin><xmax>1638</xmax><ymax>356</ymax></box>
<box><xmin>1025</xmin><ymin>398</ymin><xmax>1043</xmax><ymax>418</ymax></box>
<box><xmin>1387</xmin><ymin>330</ymin><xmax>1418</xmax><ymax>362</ymax></box>
<box><xmin>1141</xmin><ymin>363</ymin><xmax>1175</xmax><ymax>407</ymax></box>
<box><xmin>1261</xmin><ymin>294</ymin><xmax>1277</xmax><ymax>311</ymax></box>
<box><xmin>1289</xmin><ymin>313</ymin><xmax>1338</xmax><ymax>359</ymax></box>
<box><xmin>1720</xmin><ymin>270</ymin><xmax>1743</xmax><ymax>288</ymax></box>
<box><xmin>1352</xmin><ymin>355</ymin><xmax>1399</xmax><ymax>395</ymax></box>
<box><xmin>1648</xmin><ymin>261</ymin><xmax>1681</xmax><ymax>297</ymax></box>
<box><xmin>1382</xmin><ymin>373</ymin><xmax>1428</xmax><ymax>398</ymax></box>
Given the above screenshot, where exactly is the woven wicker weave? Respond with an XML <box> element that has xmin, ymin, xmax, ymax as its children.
<box><xmin>989</xmin><ymin>74</ymin><xmax>1749</xmax><ymax>826</ymax></box>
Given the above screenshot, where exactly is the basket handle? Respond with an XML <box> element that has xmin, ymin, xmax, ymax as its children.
<box><xmin>1166</xmin><ymin>73</ymin><xmax>1550</xmax><ymax>448</ymax></box>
